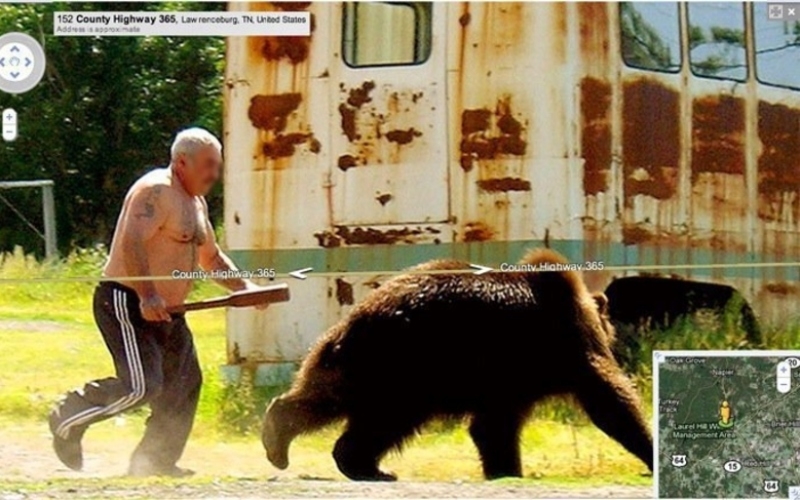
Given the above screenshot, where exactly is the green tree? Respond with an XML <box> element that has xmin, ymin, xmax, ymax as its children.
<box><xmin>0</xmin><ymin>2</ymin><xmax>225</xmax><ymax>255</ymax></box>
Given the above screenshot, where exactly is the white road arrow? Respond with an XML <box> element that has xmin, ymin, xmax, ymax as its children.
<box><xmin>469</xmin><ymin>264</ymin><xmax>493</xmax><ymax>275</ymax></box>
<box><xmin>289</xmin><ymin>267</ymin><xmax>313</xmax><ymax>280</ymax></box>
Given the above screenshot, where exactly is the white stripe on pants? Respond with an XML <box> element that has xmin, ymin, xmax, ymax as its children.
<box><xmin>56</xmin><ymin>290</ymin><xmax>147</xmax><ymax>438</ymax></box>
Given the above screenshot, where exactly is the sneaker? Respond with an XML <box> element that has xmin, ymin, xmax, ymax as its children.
<box><xmin>48</xmin><ymin>408</ymin><xmax>85</xmax><ymax>471</ymax></box>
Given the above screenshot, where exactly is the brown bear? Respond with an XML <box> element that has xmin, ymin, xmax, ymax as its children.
<box><xmin>262</xmin><ymin>249</ymin><xmax>652</xmax><ymax>481</ymax></box>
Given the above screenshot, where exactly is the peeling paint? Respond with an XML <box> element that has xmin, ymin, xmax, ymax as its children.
<box><xmin>622</xmin><ymin>225</ymin><xmax>653</xmax><ymax>246</ymax></box>
<box><xmin>622</xmin><ymin>79</ymin><xmax>679</xmax><ymax>200</ymax></box>
<box><xmin>337</xmin><ymin>154</ymin><xmax>358</xmax><ymax>171</ymax></box>
<box><xmin>376</xmin><ymin>193</ymin><xmax>393</xmax><ymax>206</ymax></box>
<box><xmin>313</xmin><ymin>225</ymin><xmax>441</xmax><ymax>247</ymax></box>
<box><xmin>463</xmin><ymin>221</ymin><xmax>494</xmax><ymax>242</ymax></box>
<box><xmin>338</xmin><ymin>104</ymin><xmax>358</xmax><ymax>142</ymax></box>
<box><xmin>253</xmin><ymin>2</ymin><xmax>313</xmax><ymax>65</ymax></box>
<box><xmin>580</xmin><ymin>77</ymin><xmax>612</xmax><ymax>195</ymax></box>
<box><xmin>692</xmin><ymin>95</ymin><xmax>745</xmax><ymax>180</ymax></box>
<box><xmin>385</xmin><ymin>128</ymin><xmax>422</xmax><ymax>145</ymax></box>
<box><xmin>347</xmin><ymin>80</ymin><xmax>376</xmax><ymax>108</ymax></box>
<box><xmin>459</xmin><ymin>99</ymin><xmax>528</xmax><ymax>171</ymax></box>
<box><xmin>261</xmin><ymin>133</ymin><xmax>316</xmax><ymax>159</ymax></box>
<box><xmin>334</xmin><ymin>278</ymin><xmax>354</xmax><ymax>305</ymax></box>
<box><xmin>248</xmin><ymin>93</ymin><xmax>303</xmax><ymax>133</ymax></box>
<box><xmin>758</xmin><ymin>101</ymin><xmax>800</xmax><ymax>196</ymax></box>
<box><xmin>476</xmin><ymin>177</ymin><xmax>531</xmax><ymax>193</ymax></box>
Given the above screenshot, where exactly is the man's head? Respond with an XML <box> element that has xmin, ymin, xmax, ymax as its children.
<box><xmin>170</xmin><ymin>127</ymin><xmax>223</xmax><ymax>196</ymax></box>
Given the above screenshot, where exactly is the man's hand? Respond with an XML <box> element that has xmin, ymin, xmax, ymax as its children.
<box><xmin>244</xmin><ymin>282</ymin><xmax>270</xmax><ymax>311</ymax></box>
<box><xmin>140</xmin><ymin>294</ymin><xmax>171</xmax><ymax>322</ymax></box>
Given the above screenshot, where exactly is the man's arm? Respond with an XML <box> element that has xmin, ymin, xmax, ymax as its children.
<box><xmin>197</xmin><ymin>200</ymin><xmax>251</xmax><ymax>292</ymax></box>
<box><xmin>122</xmin><ymin>185</ymin><xmax>171</xmax><ymax>321</ymax></box>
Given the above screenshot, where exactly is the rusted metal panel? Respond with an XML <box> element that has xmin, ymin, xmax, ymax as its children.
<box><xmin>447</xmin><ymin>2</ymin><xmax>583</xmax><ymax>245</ymax></box>
<box><xmin>223</xmin><ymin>2</ymin><xmax>800</xmax><ymax>366</ymax></box>
<box><xmin>225</xmin><ymin>2</ymin><xmax>334</xmax><ymax>363</ymax></box>
<box><xmin>329</xmin><ymin>3</ymin><xmax>449</xmax><ymax>227</ymax></box>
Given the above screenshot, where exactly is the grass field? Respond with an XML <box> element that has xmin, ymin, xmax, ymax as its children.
<box><xmin>5</xmin><ymin>245</ymin><xmax>790</xmax><ymax>492</ymax></box>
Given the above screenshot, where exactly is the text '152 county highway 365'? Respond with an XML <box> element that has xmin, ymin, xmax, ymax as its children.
<box><xmin>53</xmin><ymin>11</ymin><xmax>311</xmax><ymax>37</ymax></box>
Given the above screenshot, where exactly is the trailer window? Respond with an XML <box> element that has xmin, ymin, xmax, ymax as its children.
<box><xmin>753</xmin><ymin>3</ymin><xmax>800</xmax><ymax>90</ymax></box>
<box><xmin>687</xmin><ymin>3</ymin><xmax>747</xmax><ymax>82</ymax></box>
<box><xmin>342</xmin><ymin>2</ymin><xmax>432</xmax><ymax>67</ymax></box>
<box><xmin>620</xmin><ymin>2</ymin><xmax>681</xmax><ymax>72</ymax></box>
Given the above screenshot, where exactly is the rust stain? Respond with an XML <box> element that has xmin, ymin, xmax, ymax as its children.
<box><xmin>385</xmin><ymin>128</ymin><xmax>422</xmax><ymax>145</ymax></box>
<box><xmin>334</xmin><ymin>278</ymin><xmax>355</xmax><ymax>306</ymax></box>
<box><xmin>497</xmin><ymin>113</ymin><xmax>522</xmax><ymax>136</ymax></box>
<box><xmin>623</xmin><ymin>79</ymin><xmax>679</xmax><ymax>200</ymax></box>
<box><xmin>308</xmin><ymin>137</ymin><xmax>321</xmax><ymax>153</ymax></box>
<box><xmin>459</xmin><ymin>99</ymin><xmax>527</xmax><ymax>171</ymax></box>
<box><xmin>260</xmin><ymin>37</ymin><xmax>310</xmax><ymax>64</ymax></box>
<box><xmin>248</xmin><ymin>93</ymin><xmax>302</xmax><ymax>133</ymax></box>
<box><xmin>476</xmin><ymin>177</ymin><xmax>531</xmax><ymax>193</ymax></box>
<box><xmin>347</xmin><ymin>80</ymin><xmax>376</xmax><ymax>108</ymax></box>
<box><xmin>758</xmin><ymin>101</ymin><xmax>800</xmax><ymax>197</ymax></box>
<box><xmin>338</xmin><ymin>104</ymin><xmax>358</xmax><ymax>142</ymax></box>
<box><xmin>622</xmin><ymin>225</ymin><xmax>653</xmax><ymax>246</ymax></box>
<box><xmin>313</xmin><ymin>226</ymin><xmax>440</xmax><ymax>247</ymax></box>
<box><xmin>579</xmin><ymin>3</ymin><xmax>610</xmax><ymax>67</ymax></box>
<box><xmin>249</xmin><ymin>3</ymin><xmax>313</xmax><ymax>65</ymax></box>
<box><xmin>463</xmin><ymin>221</ymin><xmax>494</xmax><ymax>242</ymax></box>
<box><xmin>271</xmin><ymin>2</ymin><xmax>311</xmax><ymax>10</ymax></box>
<box><xmin>462</xmin><ymin>109</ymin><xmax>491</xmax><ymax>135</ymax></box>
<box><xmin>375</xmin><ymin>193</ymin><xmax>393</xmax><ymax>206</ymax></box>
<box><xmin>262</xmin><ymin>132</ymin><xmax>311</xmax><ymax>159</ymax></box>
<box><xmin>692</xmin><ymin>95</ymin><xmax>745</xmax><ymax>180</ymax></box>
<box><xmin>337</xmin><ymin>154</ymin><xmax>358</xmax><ymax>171</ymax></box>
<box><xmin>313</xmin><ymin>231</ymin><xmax>341</xmax><ymax>248</ymax></box>
<box><xmin>763</xmin><ymin>282</ymin><xmax>799</xmax><ymax>295</ymax></box>
<box><xmin>580</xmin><ymin>77</ymin><xmax>612</xmax><ymax>195</ymax></box>
<box><xmin>459</xmin><ymin>11</ymin><xmax>471</xmax><ymax>27</ymax></box>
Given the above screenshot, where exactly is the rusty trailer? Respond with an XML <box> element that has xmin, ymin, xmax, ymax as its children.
<box><xmin>222</xmin><ymin>2</ymin><xmax>800</xmax><ymax>376</ymax></box>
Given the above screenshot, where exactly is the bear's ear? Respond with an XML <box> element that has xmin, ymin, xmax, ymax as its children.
<box><xmin>592</xmin><ymin>292</ymin><xmax>609</xmax><ymax>315</ymax></box>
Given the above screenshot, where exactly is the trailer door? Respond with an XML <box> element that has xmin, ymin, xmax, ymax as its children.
<box><xmin>329</xmin><ymin>2</ymin><xmax>448</xmax><ymax>226</ymax></box>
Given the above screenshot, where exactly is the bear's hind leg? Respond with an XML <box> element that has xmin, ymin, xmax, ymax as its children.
<box><xmin>333</xmin><ymin>412</ymin><xmax>422</xmax><ymax>481</ymax></box>
<box><xmin>574</xmin><ymin>358</ymin><xmax>653</xmax><ymax>471</ymax></box>
<box><xmin>469</xmin><ymin>408</ymin><xmax>526</xmax><ymax>479</ymax></box>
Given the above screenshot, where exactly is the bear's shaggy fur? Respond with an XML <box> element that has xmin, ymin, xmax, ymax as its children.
<box><xmin>262</xmin><ymin>249</ymin><xmax>652</xmax><ymax>481</ymax></box>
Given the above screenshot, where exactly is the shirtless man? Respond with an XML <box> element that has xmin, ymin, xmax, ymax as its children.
<box><xmin>49</xmin><ymin>127</ymin><xmax>264</xmax><ymax>477</ymax></box>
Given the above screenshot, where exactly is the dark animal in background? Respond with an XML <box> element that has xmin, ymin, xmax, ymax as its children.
<box><xmin>605</xmin><ymin>276</ymin><xmax>762</xmax><ymax>370</ymax></box>
<box><xmin>262</xmin><ymin>249</ymin><xmax>652</xmax><ymax>481</ymax></box>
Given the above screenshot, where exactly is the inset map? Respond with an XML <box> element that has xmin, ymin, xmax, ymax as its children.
<box><xmin>655</xmin><ymin>351</ymin><xmax>800</xmax><ymax>499</ymax></box>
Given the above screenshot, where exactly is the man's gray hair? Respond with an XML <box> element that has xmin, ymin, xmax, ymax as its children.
<box><xmin>170</xmin><ymin>127</ymin><xmax>222</xmax><ymax>162</ymax></box>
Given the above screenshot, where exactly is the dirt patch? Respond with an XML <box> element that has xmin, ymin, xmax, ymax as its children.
<box><xmin>0</xmin><ymin>320</ymin><xmax>66</xmax><ymax>333</ymax></box>
<box><xmin>0</xmin><ymin>479</ymin><xmax>652</xmax><ymax>499</ymax></box>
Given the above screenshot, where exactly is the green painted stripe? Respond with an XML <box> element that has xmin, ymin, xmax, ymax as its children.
<box><xmin>229</xmin><ymin>240</ymin><xmax>800</xmax><ymax>282</ymax></box>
